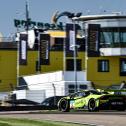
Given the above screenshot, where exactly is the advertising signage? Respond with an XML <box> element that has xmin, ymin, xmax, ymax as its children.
<box><xmin>65</xmin><ymin>23</ymin><xmax>80</xmax><ymax>57</ymax></box>
<box><xmin>40</xmin><ymin>34</ymin><xmax>50</xmax><ymax>65</ymax></box>
<box><xmin>88</xmin><ymin>24</ymin><xmax>100</xmax><ymax>57</ymax></box>
<box><xmin>19</xmin><ymin>34</ymin><xmax>28</xmax><ymax>65</ymax></box>
<box><xmin>14</xmin><ymin>19</ymin><xmax>64</xmax><ymax>30</ymax></box>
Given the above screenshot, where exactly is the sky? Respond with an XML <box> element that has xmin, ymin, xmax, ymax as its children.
<box><xmin>1</xmin><ymin>0</ymin><xmax>126</xmax><ymax>37</ymax></box>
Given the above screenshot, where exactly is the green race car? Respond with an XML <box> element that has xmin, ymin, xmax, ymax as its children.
<box><xmin>58</xmin><ymin>90</ymin><xmax>126</xmax><ymax>112</ymax></box>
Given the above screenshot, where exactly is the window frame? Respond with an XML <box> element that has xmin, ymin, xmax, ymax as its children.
<box><xmin>68</xmin><ymin>84</ymin><xmax>75</xmax><ymax>94</ymax></box>
<box><xmin>66</xmin><ymin>59</ymin><xmax>82</xmax><ymax>71</ymax></box>
<box><xmin>120</xmin><ymin>58</ymin><xmax>126</xmax><ymax>76</ymax></box>
<box><xmin>98</xmin><ymin>60</ymin><xmax>109</xmax><ymax>72</ymax></box>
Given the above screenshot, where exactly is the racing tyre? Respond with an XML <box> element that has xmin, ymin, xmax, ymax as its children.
<box><xmin>58</xmin><ymin>98</ymin><xmax>69</xmax><ymax>112</ymax></box>
<box><xmin>88</xmin><ymin>98</ymin><xmax>98</xmax><ymax>112</ymax></box>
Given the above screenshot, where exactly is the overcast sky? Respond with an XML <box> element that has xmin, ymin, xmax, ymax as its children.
<box><xmin>0</xmin><ymin>0</ymin><xmax>126</xmax><ymax>37</ymax></box>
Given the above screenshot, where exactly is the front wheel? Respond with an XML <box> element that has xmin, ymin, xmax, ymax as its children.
<box><xmin>58</xmin><ymin>98</ymin><xmax>69</xmax><ymax>112</ymax></box>
<box><xmin>88</xmin><ymin>98</ymin><xmax>98</xmax><ymax>112</ymax></box>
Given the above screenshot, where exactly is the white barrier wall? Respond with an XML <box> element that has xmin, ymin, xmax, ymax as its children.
<box><xmin>14</xmin><ymin>90</ymin><xmax>45</xmax><ymax>103</ymax></box>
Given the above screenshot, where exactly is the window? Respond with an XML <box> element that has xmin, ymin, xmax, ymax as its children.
<box><xmin>100</xmin><ymin>27</ymin><xmax>126</xmax><ymax>48</ymax></box>
<box><xmin>98</xmin><ymin>60</ymin><xmax>109</xmax><ymax>72</ymax></box>
<box><xmin>100</xmin><ymin>32</ymin><xmax>113</xmax><ymax>45</ymax></box>
<box><xmin>50</xmin><ymin>37</ymin><xmax>63</xmax><ymax>51</ymax></box>
<box><xmin>50</xmin><ymin>37</ymin><xmax>85</xmax><ymax>51</ymax></box>
<box><xmin>66</xmin><ymin>59</ymin><xmax>82</xmax><ymax>71</ymax></box>
<box><xmin>68</xmin><ymin>84</ymin><xmax>75</xmax><ymax>94</ymax></box>
<box><xmin>120</xmin><ymin>58</ymin><xmax>126</xmax><ymax>76</ymax></box>
<box><xmin>79</xmin><ymin>85</ymin><xmax>87</xmax><ymax>90</ymax></box>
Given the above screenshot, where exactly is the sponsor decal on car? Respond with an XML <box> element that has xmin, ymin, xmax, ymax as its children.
<box><xmin>111</xmin><ymin>101</ymin><xmax>124</xmax><ymax>105</ymax></box>
<box><xmin>70</xmin><ymin>100</ymin><xmax>75</xmax><ymax>108</ymax></box>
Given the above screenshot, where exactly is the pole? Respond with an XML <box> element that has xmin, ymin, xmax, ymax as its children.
<box><xmin>38</xmin><ymin>31</ymin><xmax>41</xmax><ymax>73</ymax></box>
<box><xmin>73</xmin><ymin>20</ymin><xmax>78</xmax><ymax>92</ymax></box>
<box><xmin>63</xmin><ymin>21</ymin><xmax>66</xmax><ymax>75</ymax></box>
<box><xmin>26</xmin><ymin>0</ymin><xmax>29</xmax><ymax>32</ymax></box>
<box><xmin>16</xmin><ymin>31</ymin><xmax>20</xmax><ymax>86</ymax></box>
<box><xmin>52</xmin><ymin>83</ymin><xmax>56</xmax><ymax>105</ymax></box>
<box><xmin>83</xmin><ymin>22</ymin><xmax>88</xmax><ymax>80</ymax></box>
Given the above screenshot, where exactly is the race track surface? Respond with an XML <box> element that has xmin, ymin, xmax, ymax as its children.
<box><xmin>0</xmin><ymin>111</ymin><xmax>126</xmax><ymax>126</ymax></box>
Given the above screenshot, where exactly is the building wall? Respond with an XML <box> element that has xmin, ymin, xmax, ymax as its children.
<box><xmin>0</xmin><ymin>49</ymin><xmax>126</xmax><ymax>91</ymax></box>
<box><xmin>87</xmin><ymin>56</ymin><xmax>126</xmax><ymax>88</ymax></box>
<box><xmin>0</xmin><ymin>50</ymin><xmax>85</xmax><ymax>91</ymax></box>
<box><xmin>0</xmin><ymin>50</ymin><xmax>17</xmax><ymax>91</ymax></box>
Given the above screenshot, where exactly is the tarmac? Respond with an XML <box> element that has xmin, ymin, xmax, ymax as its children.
<box><xmin>0</xmin><ymin>110</ymin><xmax>126</xmax><ymax>126</ymax></box>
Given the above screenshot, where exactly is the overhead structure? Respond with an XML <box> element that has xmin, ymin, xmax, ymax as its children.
<box><xmin>51</xmin><ymin>11</ymin><xmax>82</xmax><ymax>24</ymax></box>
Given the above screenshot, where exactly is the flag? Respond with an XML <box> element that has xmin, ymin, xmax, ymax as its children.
<box><xmin>65</xmin><ymin>23</ymin><xmax>79</xmax><ymax>57</ymax></box>
<box><xmin>39</xmin><ymin>34</ymin><xmax>50</xmax><ymax>65</ymax></box>
<box><xmin>87</xmin><ymin>24</ymin><xmax>100</xmax><ymax>57</ymax></box>
<box><xmin>19</xmin><ymin>34</ymin><xmax>28</xmax><ymax>65</ymax></box>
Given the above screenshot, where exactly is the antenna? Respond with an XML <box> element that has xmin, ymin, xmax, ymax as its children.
<box><xmin>26</xmin><ymin>0</ymin><xmax>30</xmax><ymax>31</ymax></box>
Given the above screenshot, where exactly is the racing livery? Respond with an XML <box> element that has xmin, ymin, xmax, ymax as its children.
<box><xmin>58</xmin><ymin>90</ymin><xmax>126</xmax><ymax>112</ymax></box>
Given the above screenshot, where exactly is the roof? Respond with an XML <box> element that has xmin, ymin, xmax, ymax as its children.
<box><xmin>74</xmin><ymin>14</ymin><xmax>126</xmax><ymax>21</ymax></box>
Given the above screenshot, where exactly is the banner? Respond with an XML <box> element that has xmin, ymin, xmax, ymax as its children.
<box><xmin>88</xmin><ymin>24</ymin><xmax>100</xmax><ymax>57</ymax></box>
<box><xmin>19</xmin><ymin>34</ymin><xmax>27</xmax><ymax>65</ymax></box>
<box><xmin>65</xmin><ymin>23</ymin><xmax>80</xmax><ymax>57</ymax></box>
<box><xmin>40</xmin><ymin>34</ymin><xmax>50</xmax><ymax>65</ymax></box>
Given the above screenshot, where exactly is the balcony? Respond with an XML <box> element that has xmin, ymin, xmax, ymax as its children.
<box><xmin>100</xmin><ymin>43</ymin><xmax>126</xmax><ymax>56</ymax></box>
<box><xmin>100</xmin><ymin>48</ymin><xmax>126</xmax><ymax>56</ymax></box>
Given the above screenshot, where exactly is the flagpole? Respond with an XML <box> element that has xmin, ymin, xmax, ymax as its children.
<box><xmin>63</xmin><ymin>20</ymin><xmax>67</xmax><ymax>75</ymax></box>
<box><xmin>26</xmin><ymin>0</ymin><xmax>29</xmax><ymax>32</ymax></box>
<box><xmin>16</xmin><ymin>31</ymin><xmax>20</xmax><ymax>86</ymax></box>
<box><xmin>38</xmin><ymin>31</ymin><xmax>41</xmax><ymax>73</ymax></box>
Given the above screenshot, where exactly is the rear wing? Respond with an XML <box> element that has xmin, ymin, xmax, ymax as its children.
<box><xmin>105</xmin><ymin>89</ymin><xmax>126</xmax><ymax>95</ymax></box>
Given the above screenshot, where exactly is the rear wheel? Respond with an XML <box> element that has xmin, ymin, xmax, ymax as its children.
<box><xmin>58</xmin><ymin>98</ymin><xmax>69</xmax><ymax>112</ymax></box>
<box><xmin>88</xmin><ymin>98</ymin><xmax>98</xmax><ymax>112</ymax></box>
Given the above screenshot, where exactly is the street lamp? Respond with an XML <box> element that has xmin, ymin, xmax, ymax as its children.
<box><xmin>71</xmin><ymin>14</ymin><xmax>82</xmax><ymax>92</ymax></box>
<box><xmin>51</xmin><ymin>11</ymin><xmax>82</xmax><ymax>92</ymax></box>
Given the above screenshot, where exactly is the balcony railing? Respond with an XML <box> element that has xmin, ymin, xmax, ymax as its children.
<box><xmin>100</xmin><ymin>42</ymin><xmax>126</xmax><ymax>48</ymax></box>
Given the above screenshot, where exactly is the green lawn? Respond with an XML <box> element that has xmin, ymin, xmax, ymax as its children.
<box><xmin>0</xmin><ymin>118</ymin><xmax>89</xmax><ymax>126</ymax></box>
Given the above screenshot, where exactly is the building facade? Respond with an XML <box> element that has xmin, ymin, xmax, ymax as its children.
<box><xmin>1</xmin><ymin>13</ymin><xmax>126</xmax><ymax>91</ymax></box>
<box><xmin>0</xmin><ymin>30</ymin><xmax>85</xmax><ymax>91</ymax></box>
<box><xmin>76</xmin><ymin>14</ymin><xmax>126</xmax><ymax>88</ymax></box>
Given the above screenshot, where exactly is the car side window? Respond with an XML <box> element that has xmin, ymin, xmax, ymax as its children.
<box><xmin>78</xmin><ymin>92</ymin><xmax>86</xmax><ymax>97</ymax></box>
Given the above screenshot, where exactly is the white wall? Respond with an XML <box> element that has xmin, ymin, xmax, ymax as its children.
<box><xmin>14</xmin><ymin>90</ymin><xmax>45</xmax><ymax>103</ymax></box>
<box><xmin>100</xmin><ymin>48</ymin><xmax>126</xmax><ymax>56</ymax></box>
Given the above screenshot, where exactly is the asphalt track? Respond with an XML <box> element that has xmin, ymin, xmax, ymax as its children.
<box><xmin>0</xmin><ymin>111</ymin><xmax>126</xmax><ymax>126</ymax></box>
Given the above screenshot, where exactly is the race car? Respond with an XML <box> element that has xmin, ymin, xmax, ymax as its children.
<box><xmin>58</xmin><ymin>90</ymin><xmax>126</xmax><ymax>112</ymax></box>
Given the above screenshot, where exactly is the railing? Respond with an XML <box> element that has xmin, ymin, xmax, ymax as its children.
<box><xmin>100</xmin><ymin>42</ymin><xmax>126</xmax><ymax>48</ymax></box>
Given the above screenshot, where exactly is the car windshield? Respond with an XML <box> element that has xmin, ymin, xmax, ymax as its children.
<box><xmin>70</xmin><ymin>90</ymin><xmax>102</xmax><ymax>98</ymax></box>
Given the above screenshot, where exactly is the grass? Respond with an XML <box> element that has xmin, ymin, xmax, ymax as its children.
<box><xmin>0</xmin><ymin>118</ymin><xmax>89</xmax><ymax>126</ymax></box>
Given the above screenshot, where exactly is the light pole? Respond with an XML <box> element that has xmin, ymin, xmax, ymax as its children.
<box><xmin>51</xmin><ymin>11</ymin><xmax>82</xmax><ymax>92</ymax></box>
<box><xmin>73</xmin><ymin>20</ymin><xmax>78</xmax><ymax>92</ymax></box>
<box><xmin>71</xmin><ymin>13</ymin><xmax>82</xmax><ymax>92</ymax></box>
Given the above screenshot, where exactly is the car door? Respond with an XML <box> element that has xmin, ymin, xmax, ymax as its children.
<box><xmin>74</xmin><ymin>92</ymin><xmax>86</xmax><ymax>108</ymax></box>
